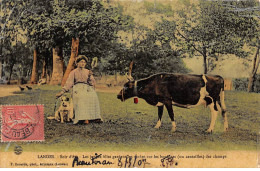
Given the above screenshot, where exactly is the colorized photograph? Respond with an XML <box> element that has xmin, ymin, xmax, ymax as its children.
<box><xmin>0</xmin><ymin>0</ymin><xmax>259</xmax><ymax>168</ymax></box>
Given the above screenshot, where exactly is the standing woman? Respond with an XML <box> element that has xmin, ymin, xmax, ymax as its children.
<box><xmin>56</xmin><ymin>55</ymin><xmax>102</xmax><ymax>124</ymax></box>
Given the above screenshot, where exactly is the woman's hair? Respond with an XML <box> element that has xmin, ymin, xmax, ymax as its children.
<box><xmin>75</xmin><ymin>55</ymin><xmax>88</xmax><ymax>64</ymax></box>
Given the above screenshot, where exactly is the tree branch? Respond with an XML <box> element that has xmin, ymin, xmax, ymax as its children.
<box><xmin>1</xmin><ymin>5</ymin><xmax>16</xmax><ymax>36</ymax></box>
<box><xmin>176</xmin><ymin>28</ymin><xmax>204</xmax><ymax>55</ymax></box>
<box><xmin>252</xmin><ymin>47</ymin><xmax>260</xmax><ymax>74</ymax></box>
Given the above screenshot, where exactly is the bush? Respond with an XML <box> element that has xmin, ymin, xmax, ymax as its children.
<box><xmin>233</xmin><ymin>74</ymin><xmax>260</xmax><ymax>93</ymax></box>
<box><xmin>233</xmin><ymin>78</ymin><xmax>248</xmax><ymax>91</ymax></box>
<box><xmin>253</xmin><ymin>74</ymin><xmax>260</xmax><ymax>93</ymax></box>
<box><xmin>144</xmin><ymin>1</ymin><xmax>174</xmax><ymax>16</ymax></box>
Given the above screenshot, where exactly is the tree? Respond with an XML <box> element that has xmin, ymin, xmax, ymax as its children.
<box><xmin>19</xmin><ymin>0</ymin><xmax>67</xmax><ymax>85</ymax></box>
<box><xmin>61</xmin><ymin>38</ymin><xmax>79</xmax><ymax>86</ymax></box>
<box><xmin>248</xmin><ymin>44</ymin><xmax>260</xmax><ymax>92</ymax></box>
<box><xmin>176</xmin><ymin>0</ymin><xmax>259</xmax><ymax>74</ymax></box>
<box><xmin>124</xmin><ymin>22</ymin><xmax>189</xmax><ymax>79</ymax></box>
<box><xmin>110</xmin><ymin>3</ymin><xmax>189</xmax><ymax>79</ymax></box>
<box><xmin>219</xmin><ymin>0</ymin><xmax>260</xmax><ymax>92</ymax></box>
<box><xmin>0</xmin><ymin>0</ymin><xmax>29</xmax><ymax>82</ymax></box>
<box><xmin>30</xmin><ymin>49</ymin><xmax>38</xmax><ymax>84</ymax></box>
<box><xmin>18</xmin><ymin>0</ymin><xmax>134</xmax><ymax>85</ymax></box>
<box><xmin>50</xmin><ymin>46</ymin><xmax>64</xmax><ymax>85</ymax></box>
<box><xmin>2</xmin><ymin>41</ymin><xmax>30</xmax><ymax>84</ymax></box>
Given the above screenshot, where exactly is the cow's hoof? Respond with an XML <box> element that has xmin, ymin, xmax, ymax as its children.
<box><xmin>206</xmin><ymin>129</ymin><xmax>213</xmax><ymax>133</ymax></box>
<box><xmin>224</xmin><ymin>127</ymin><xmax>228</xmax><ymax>132</ymax></box>
<box><xmin>154</xmin><ymin>121</ymin><xmax>161</xmax><ymax>129</ymax></box>
<box><xmin>171</xmin><ymin>128</ymin><xmax>176</xmax><ymax>133</ymax></box>
<box><xmin>224</xmin><ymin>123</ymin><xmax>228</xmax><ymax>132</ymax></box>
<box><xmin>154</xmin><ymin>125</ymin><xmax>160</xmax><ymax>129</ymax></box>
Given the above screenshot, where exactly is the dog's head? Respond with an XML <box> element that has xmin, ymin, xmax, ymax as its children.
<box><xmin>59</xmin><ymin>96</ymin><xmax>70</xmax><ymax>107</ymax></box>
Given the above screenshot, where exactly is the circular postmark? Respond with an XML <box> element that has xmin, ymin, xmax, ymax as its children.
<box><xmin>14</xmin><ymin>145</ymin><xmax>23</xmax><ymax>155</ymax></box>
<box><xmin>2</xmin><ymin>106</ymin><xmax>40</xmax><ymax>140</ymax></box>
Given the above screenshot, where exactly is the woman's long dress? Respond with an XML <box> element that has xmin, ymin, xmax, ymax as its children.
<box><xmin>62</xmin><ymin>68</ymin><xmax>102</xmax><ymax>124</ymax></box>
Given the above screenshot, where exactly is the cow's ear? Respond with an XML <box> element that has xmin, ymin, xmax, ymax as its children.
<box><xmin>127</xmin><ymin>77</ymin><xmax>132</xmax><ymax>82</ymax></box>
<box><xmin>127</xmin><ymin>75</ymin><xmax>134</xmax><ymax>82</ymax></box>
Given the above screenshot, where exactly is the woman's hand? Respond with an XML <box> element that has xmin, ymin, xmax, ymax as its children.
<box><xmin>56</xmin><ymin>91</ymin><xmax>64</xmax><ymax>99</ymax></box>
<box><xmin>89</xmin><ymin>70</ymin><xmax>93</xmax><ymax>75</ymax></box>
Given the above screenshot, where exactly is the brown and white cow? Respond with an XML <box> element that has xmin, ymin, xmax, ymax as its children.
<box><xmin>117</xmin><ymin>73</ymin><xmax>228</xmax><ymax>133</ymax></box>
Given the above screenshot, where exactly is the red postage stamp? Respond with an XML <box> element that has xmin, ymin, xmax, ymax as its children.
<box><xmin>1</xmin><ymin>105</ymin><xmax>44</xmax><ymax>142</ymax></box>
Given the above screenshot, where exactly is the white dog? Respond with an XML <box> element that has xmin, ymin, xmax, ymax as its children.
<box><xmin>48</xmin><ymin>96</ymin><xmax>74</xmax><ymax>123</ymax></box>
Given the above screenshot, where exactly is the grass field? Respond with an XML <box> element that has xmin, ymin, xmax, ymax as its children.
<box><xmin>0</xmin><ymin>85</ymin><xmax>259</xmax><ymax>152</ymax></box>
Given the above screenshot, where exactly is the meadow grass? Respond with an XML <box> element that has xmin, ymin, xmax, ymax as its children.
<box><xmin>0</xmin><ymin>85</ymin><xmax>259</xmax><ymax>152</ymax></box>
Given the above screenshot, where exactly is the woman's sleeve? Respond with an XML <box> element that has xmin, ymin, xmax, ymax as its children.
<box><xmin>62</xmin><ymin>71</ymin><xmax>75</xmax><ymax>92</ymax></box>
<box><xmin>88</xmin><ymin>70</ymin><xmax>96</xmax><ymax>89</ymax></box>
<box><xmin>90</xmin><ymin>74</ymin><xmax>96</xmax><ymax>89</ymax></box>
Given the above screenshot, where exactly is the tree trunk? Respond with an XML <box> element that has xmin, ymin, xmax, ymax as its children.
<box><xmin>49</xmin><ymin>46</ymin><xmax>64</xmax><ymax>85</ymax></box>
<box><xmin>247</xmin><ymin>47</ymin><xmax>260</xmax><ymax>92</ymax></box>
<box><xmin>114</xmin><ymin>71</ymin><xmax>118</xmax><ymax>85</ymax></box>
<box><xmin>0</xmin><ymin>60</ymin><xmax>3</xmax><ymax>79</ymax></box>
<box><xmin>61</xmin><ymin>38</ymin><xmax>79</xmax><ymax>86</ymax></box>
<box><xmin>30</xmin><ymin>49</ymin><xmax>38</xmax><ymax>84</ymax></box>
<box><xmin>41</xmin><ymin>57</ymin><xmax>47</xmax><ymax>79</ymax></box>
<box><xmin>203</xmin><ymin>54</ymin><xmax>207</xmax><ymax>74</ymax></box>
<box><xmin>46</xmin><ymin>72</ymin><xmax>51</xmax><ymax>84</ymax></box>
<box><xmin>7</xmin><ymin>62</ymin><xmax>14</xmax><ymax>84</ymax></box>
<box><xmin>202</xmin><ymin>47</ymin><xmax>207</xmax><ymax>74</ymax></box>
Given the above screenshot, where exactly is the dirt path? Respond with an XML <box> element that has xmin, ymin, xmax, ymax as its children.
<box><xmin>96</xmin><ymin>84</ymin><xmax>122</xmax><ymax>94</ymax></box>
<box><xmin>0</xmin><ymin>85</ymin><xmax>21</xmax><ymax>97</ymax></box>
<box><xmin>0</xmin><ymin>84</ymin><xmax>122</xmax><ymax>98</ymax></box>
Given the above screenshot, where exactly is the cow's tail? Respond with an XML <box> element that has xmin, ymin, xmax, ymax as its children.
<box><xmin>219</xmin><ymin>77</ymin><xmax>228</xmax><ymax>131</ymax></box>
<box><xmin>218</xmin><ymin>76</ymin><xmax>226</xmax><ymax>115</ymax></box>
<box><xmin>219</xmin><ymin>89</ymin><xmax>226</xmax><ymax>114</ymax></box>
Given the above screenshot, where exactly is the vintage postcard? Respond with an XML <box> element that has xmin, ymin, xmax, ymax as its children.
<box><xmin>0</xmin><ymin>0</ymin><xmax>259</xmax><ymax>168</ymax></box>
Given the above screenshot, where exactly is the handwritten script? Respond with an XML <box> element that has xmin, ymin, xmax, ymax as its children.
<box><xmin>161</xmin><ymin>155</ymin><xmax>178</xmax><ymax>168</ymax></box>
<box><xmin>118</xmin><ymin>155</ymin><xmax>150</xmax><ymax>168</ymax></box>
<box><xmin>72</xmin><ymin>153</ymin><xmax>113</xmax><ymax>167</ymax></box>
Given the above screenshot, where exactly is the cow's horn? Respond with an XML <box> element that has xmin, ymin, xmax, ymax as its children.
<box><xmin>127</xmin><ymin>61</ymin><xmax>134</xmax><ymax>81</ymax></box>
<box><xmin>127</xmin><ymin>75</ymin><xmax>134</xmax><ymax>81</ymax></box>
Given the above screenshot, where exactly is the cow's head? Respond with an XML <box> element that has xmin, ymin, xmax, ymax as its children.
<box><xmin>117</xmin><ymin>61</ymin><xmax>136</xmax><ymax>101</ymax></box>
<box><xmin>117</xmin><ymin>79</ymin><xmax>136</xmax><ymax>101</ymax></box>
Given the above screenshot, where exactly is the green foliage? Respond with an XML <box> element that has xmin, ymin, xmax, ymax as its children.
<box><xmin>0</xmin><ymin>0</ymin><xmax>35</xmax><ymax>81</ymax></box>
<box><xmin>144</xmin><ymin>1</ymin><xmax>174</xmax><ymax>17</ymax></box>
<box><xmin>151</xmin><ymin>54</ymin><xmax>190</xmax><ymax>74</ymax></box>
<box><xmin>122</xmin><ymin>18</ymin><xmax>188</xmax><ymax>79</ymax></box>
<box><xmin>2</xmin><ymin>41</ymin><xmax>32</xmax><ymax>81</ymax></box>
<box><xmin>151</xmin><ymin>19</ymin><xmax>176</xmax><ymax>49</ymax></box>
<box><xmin>233</xmin><ymin>75</ymin><xmax>260</xmax><ymax>93</ymax></box>
<box><xmin>130</xmin><ymin>36</ymin><xmax>189</xmax><ymax>79</ymax></box>
<box><xmin>97</xmin><ymin>43</ymin><xmax>130</xmax><ymax>75</ymax></box>
<box><xmin>7</xmin><ymin>0</ymin><xmax>134</xmax><ymax>76</ymax></box>
<box><xmin>1</xmin><ymin>0</ymin><xmax>259</xmax><ymax>81</ymax></box>
<box><xmin>233</xmin><ymin>78</ymin><xmax>249</xmax><ymax>91</ymax></box>
<box><xmin>176</xmin><ymin>0</ymin><xmax>259</xmax><ymax>73</ymax></box>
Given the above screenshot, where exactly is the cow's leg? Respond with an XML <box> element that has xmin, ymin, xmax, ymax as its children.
<box><xmin>165</xmin><ymin>102</ymin><xmax>176</xmax><ymax>132</ymax></box>
<box><xmin>222</xmin><ymin>110</ymin><xmax>228</xmax><ymax>132</ymax></box>
<box><xmin>219</xmin><ymin>90</ymin><xmax>228</xmax><ymax>131</ymax></box>
<box><xmin>207</xmin><ymin>101</ymin><xmax>218</xmax><ymax>133</ymax></box>
<box><xmin>154</xmin><ymin>105</ymin><xmax>164</xmax><ymax>129</ymax></box>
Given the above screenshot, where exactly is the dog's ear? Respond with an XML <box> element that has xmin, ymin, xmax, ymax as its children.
<box><xmin>66</xmin><ymin>97</ymin><xmax>69</xmax><ymax>101</ymax></box>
